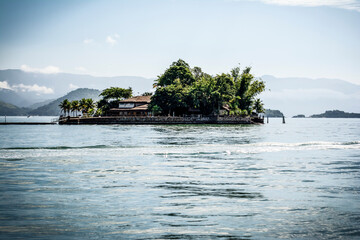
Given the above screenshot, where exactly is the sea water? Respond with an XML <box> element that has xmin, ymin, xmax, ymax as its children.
<box><xmin>0</xmin><ymin>118</ymin><xmax>359</xmax><ymax>239</ymax></box>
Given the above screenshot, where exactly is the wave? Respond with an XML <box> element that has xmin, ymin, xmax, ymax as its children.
<box><xmin>0</xmin><ymin>145</ymin><xmax>112</xmax><ymax>150</ymax></box>
<box><xmin>0</xmin><ymin>141</ymin><xmax>358</xmax><ymax>154</ymax></box>
<box><xmin>226</xmin><ymin>141</ymin><xmax>360</xmax><ymax>154</ymax></box>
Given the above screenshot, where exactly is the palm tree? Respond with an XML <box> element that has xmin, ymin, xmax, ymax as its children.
<box><xmin>253</xmin><ymin>98</ymin><xmax>264</xmax><ymax>114</ymax></box>
<box><xmin>79</xmin><ymin>98</ymin><xmax>95</xmax><ymax>117</ymax></box>
<box><xmin>59</xmin><ymin>99</ymin><xmax>71</xmax><ymax>116</ymax></box>
<box><xmin>85</xmin><ymin>98</ymin><xmax>95</xmax><ymax>116</ymax></box>
<box><xmin>71</xmin><ymin>100</ymin><xmax>80</xmax><ymax>117</ymax></box>
<box><xmin>79</xmin><ymin>98</ymin><xmax>87</xmax><ymax>116</ymax></box>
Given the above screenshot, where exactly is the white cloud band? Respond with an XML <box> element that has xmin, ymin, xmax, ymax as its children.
<box><xmin>0</xmin><ymin>81</ymin><xmax>54</xmax><ymax>94</ymax></box>
<box><xmin>21</xmin><ymin>64</ymin><xmax>60</xmax><ymax>74</ymax></box>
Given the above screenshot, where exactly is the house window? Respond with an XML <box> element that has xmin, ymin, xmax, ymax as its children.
<box><xmin>119</xmin><ymin>103</ymin><xmax>135</xmax><ymax>108</ymax></box>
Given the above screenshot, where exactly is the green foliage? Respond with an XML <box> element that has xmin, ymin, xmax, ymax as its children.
<box><xmin>253</xmin><ymin>98</ymin><xmax>264</xmax><ymax>113</ymax></box>
<box><xmin>97</xmin><ymin>87</ymin><xmax>133</xmax><ymax>115</ymax></box>
<box><xmin>150</xmin><ymin>60</ymin><xmax>266</xmax><ymax>116</ymax></box>
<box><xmin>189</xmin><ymin>75</ymin><xmax>221</xmax><ymax>115</ymax></box>
<box><xmin>59</xmin><ymin>99</ymin><xmax>71</xmax><ymax>116</ymax></box>
<box><xmin>79</xmin><ymin>98</ymin><xmax>95</xmax><ymax>117</ymax></box>
<box><xmin>149</xmin><ymin>79</ymin><xmax>189</xmax><ymax>115</ymax></box>
<box><xmin>0</xmin><ymin>101</ymin><xmax>30</xmax><ymax>116</ymax></box>
<box><xmin>70</xmin><ymin>100</ymin><xmax>80</xmax><ymax>117</ymax></box>
<box><xmin>141</xmin><ymin>92</ymin><xmax>153</xmax><ymax>96</ymax></box>
<box><xmin>29</xmin><ymin>88</ymin><xmax>100</xmax><ymax>116</ymax></box>
<box><xmin>154</xmin><ymin>59</ymin><xmax>195</xmax><ymax>87</ymax></box>
<box><xmin>100</xmin><ymin>87</ymin><xmax>133</xmax><ymax>101</ymax></box>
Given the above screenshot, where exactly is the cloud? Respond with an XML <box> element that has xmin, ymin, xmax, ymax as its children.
<box><xmin>255</xmin><ymin>0</ymin><xmax>360</xmax><ymax>12</ymax></box>
<box><xmin>69</xmin><ymin>83</ymin><xmax>79</xmax><ymax>90</ymax></box>
<box><xmin>0</xmin><ymin>80</ymin><xmax>54</xmax><ymax>94</ymax></box>
<box><xmin>21</xmin><ymin>64</ymin><xmax>60</xmax><ymax>74</ymax></box>
<box><xmin>83</xmin><ymin>38</ymin><xmax>94</xmax><ymax>44</ymax></box>
<box><xmin>106</xmin><ymin>34</ymin><xmax>120</xmax><ymax>45</ymax></box>
<box><xmin>0</xmin><ymin>81</ymin><xmax>12</xmax><ymax>90</ymax></box>
<box><xmin>12</xmin><ymin>83</ymin><xmax>54</xmax><ymax>94</ymax></box>
<box><xmin>106</xmin><ymin>36</ymin><xmax>117</xmax><ymax>45</ymax></box>
<box><xmin>75</xmin><ymin>66</ymin><xmax>87</xmax><ymax>72</ymax></box>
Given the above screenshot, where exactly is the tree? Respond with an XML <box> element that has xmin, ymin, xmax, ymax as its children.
<box><xmin>154</xmin><ymin>59</ymin><xmax>195</xmax><ymax>87</ymax></box>
<box><xmin>253</xmin><ymin>98</ymin><xmax>264</xmax><ymax>114</ymax></box>
<box><xmin>231</xmin><ymin>67</ymin><xmax>265</xmax><ymax>113</ymax></box>
<box><xmin>150</xmin><ymin>79</ymin><xmax>189</xmax><ymax>116</ymax></box>
<box><xmin>59</xmin><ymin>99</ymin><xmax>71</xmax><ymax>116</ymax></box>
<box><xmin>141</xmin><ymin>92</ymin><xmax>153</xmax><ymax>96</ymax></box>
<box><xmin>71</xmin><ymin>100</ymin><xmax>80</xmax><ymax>117</ymax></box>
<box><xmin>150</xmin><ymin>60</ymin><xmax>266</xmax><ymax>117</ymax></box>
<box><xmin>98</xmin><ymin>87</ymin><xmax>133</xmax><ymax>115</ymax></box>
<box><xmin>189</xmin><ymin>75</ymin><xmax>221</xmax><ymax>115</ymax></box>
<box><xmin>100</xmin><ymin>87</ymin><xmax>133</xmax><ymax>101</ymax></box>
<box><xmin>85</xmin><ymin>98</ymin><xmax>95</xmax><ymax>115</ymax></box>
<box><xmin>79</xmin><ymin>98</ymin><xmax>89</xmax><ymax>116</ymax></box>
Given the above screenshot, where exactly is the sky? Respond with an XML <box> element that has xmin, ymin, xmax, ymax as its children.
<box><xmin>0</xmin><ymin>0</ymin><xmax>359</xmax><ymax>84</ymax></box>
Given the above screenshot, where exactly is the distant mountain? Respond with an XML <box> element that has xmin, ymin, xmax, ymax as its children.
<box><xmin>0</xmin><ymin>69</ymin><xmax>154</xmax><ymax>107</ymax></box>
<box><xmin>28</xmin><ymin>99</ymin><xmax>55</xmax><ymax>109</ymax></box>
<box><xmin>310</xmin><ymin>110</ymin><xmax>360</xmax><ymax>118</ymax></box>
<box><xmin>265</xmin><ymin>109</ymin><xmax>284</xmax><ymax>118</ymax></box>
<box><xmin>0</xmin><ymin>88</ymin><xmax>29</xmax><ymax>107</ymax></box>
<box><xmin>2</xmin><ymin>69</ymin><xmax>360</xmax><ymax>117</ymax></box>
<box><xmin>29</xmin><ymin>88</ymin><xmax>101</xmax><ymax>116</ymax></box>
<box><xmin>260</xmin><ymin>75</ymin><xmax>360</xmax><ymax>117</ymax></box>
<box><xmin>0</xmin><ymin>101</ymin><xmax>30</xmax><ymax>116</ymax></box>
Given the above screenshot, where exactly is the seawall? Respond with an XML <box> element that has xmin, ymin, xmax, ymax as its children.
<box><xmin>59</xmin><ymin>116</ymin><xmax>263</xmax><ymax>125</ymax></box>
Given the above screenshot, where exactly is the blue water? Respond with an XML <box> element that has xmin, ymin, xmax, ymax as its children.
<box><xmin>0</xmin><ymin>118</ymin><xmax>359</xmax><ymax>239</ymax></box>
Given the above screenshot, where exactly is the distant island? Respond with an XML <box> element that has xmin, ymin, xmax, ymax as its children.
<box><xmin>310</xmin><ymin>110</ymin><xmax>360</xmax><ymax>118</ymax></box>
<box><xmin>293</xmin><ymin>114</ymin><xmax>305</xmax><ymax>118</ymax></box>
<box><xmin>265</xmin><ymin>109</ymin><xmax>284</xmax><ymax>118</ymax></box>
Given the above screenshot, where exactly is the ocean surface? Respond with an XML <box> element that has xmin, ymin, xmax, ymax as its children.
<box><xmin>0</xmin><ymin>117</ymin><xmax>359</xmax><ymax>239</ymax></box>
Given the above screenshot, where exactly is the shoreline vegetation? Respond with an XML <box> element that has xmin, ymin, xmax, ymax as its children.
<box><xmin>59</xmin><ymin>59</ymin><xmax>266</xmax><ymax>125</ymax></box>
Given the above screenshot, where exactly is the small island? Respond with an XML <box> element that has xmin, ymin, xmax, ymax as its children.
<box><xmin>59</xmin><ymin>60</ymin><xmax>266</xmax><ymax>125</ymax></box>
<box><xmin>265</xmin><ymin>109</ymin><xmax>284</xmax><ymax>118</ymax></box>
<box><xmin>293</xmin><ymin>114</ymin><xmax>306</xmax><ymax>118</ymax></box>
<box><xmin>310</xmin><ymin>110</ymin><xmax>360</xmax><ymax>118</ymax></box>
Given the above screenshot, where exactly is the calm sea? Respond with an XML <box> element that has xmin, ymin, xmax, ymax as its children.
<box><xmin>0</xmin><ymin>117</ymin><xmax>359</xmax><ymax>239</ymax></box>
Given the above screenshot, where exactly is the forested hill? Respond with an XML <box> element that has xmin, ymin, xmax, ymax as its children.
<box><xmin>310</xmin><ymin>110</ymin><xmax>360</xmax><ymax>118</ymax></box>
<box><xmin>29</xmin><ymin>88</ymin><xmax>101</xmax><ymax>116</ymax></box>
<box><xmin>265</xmin><ymin>109</ymin><xmax>284</xmax><ymax>117</ymax></box>
<box><xmin>0</xmin><ymin>101</ymin><xmax>30</xmax><ymax>116</ymax></box>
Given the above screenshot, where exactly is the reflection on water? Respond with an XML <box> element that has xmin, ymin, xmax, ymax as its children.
<box><xmin>0</xmin><ymin>119</ymin><xmax>359</xmax><ymax>239</ymax></box>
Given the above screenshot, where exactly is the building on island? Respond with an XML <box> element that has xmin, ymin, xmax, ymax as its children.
<box><xmin>108</xmin><ymin>95</ymin><xmax>151</xmax><ymax>116</ymax></box>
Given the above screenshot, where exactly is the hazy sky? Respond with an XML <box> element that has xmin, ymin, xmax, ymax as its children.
<box><xmin>0</xmin><ymin>0</ymin><xmax>359</xmax><ymax>84</ymax></box>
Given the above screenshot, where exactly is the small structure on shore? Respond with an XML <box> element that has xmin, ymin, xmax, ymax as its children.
<box><xmin>108</xmin><ymin>96</ymin><xmax>151</xmax><ymax>116</ymax></box>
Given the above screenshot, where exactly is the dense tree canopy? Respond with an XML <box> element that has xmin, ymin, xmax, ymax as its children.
<box><xmin>150</xmin><ymin>59</ymin><xmax>266</xmax><ymax>116</ymax></box>
<box><xmin>99</xmin><ymin>87</ymin><xmax>132</xmax><ymax>101</ymax></box>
